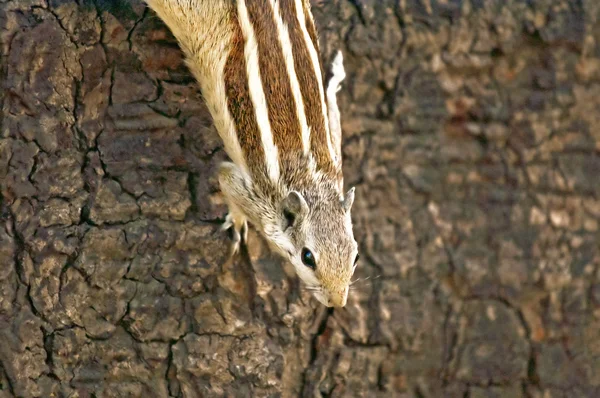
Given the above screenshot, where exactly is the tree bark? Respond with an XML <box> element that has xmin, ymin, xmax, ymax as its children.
<box><xmin>1</xmin><ymin>0</ymin><xmax>599</xmax><ymax>397</ymax></box>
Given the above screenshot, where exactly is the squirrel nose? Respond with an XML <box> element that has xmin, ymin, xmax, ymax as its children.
<box><xmin>327</xmin><ymin>289</ymin><xmax>348</xmax><ymax>307</ymax></box>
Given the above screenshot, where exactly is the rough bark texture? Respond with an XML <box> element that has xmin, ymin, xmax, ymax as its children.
<box><xmin>1</xmin><ymin>0</ymin><xmax>599</xmax><ymax>397</ymax></box>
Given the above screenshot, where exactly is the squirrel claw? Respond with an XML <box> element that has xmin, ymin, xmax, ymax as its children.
<box><xmin>229</xmin><ymin>231</ymin><xmax>241</xmax><ymax>256</ymax></box>
<box><xmin>221</xmin><ymin>212</ymin><xmax>248</xmax><ymax>256</ymax></box>
<box><xmin>221</xmin><ymin>213</ymin><xmax>234</xmax><ymax>232</ymax></box>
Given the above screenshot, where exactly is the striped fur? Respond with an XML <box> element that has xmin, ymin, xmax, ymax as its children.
<box><xmin>236</xmin><ymin>0</ymin><xmax>281</xmax><ymax>182</ymax></box>
<box><xmin>148</xmin><ymin>0</ymin><xmax>341</xmax><ymax>185</ymax></box>
<box><xmin>145</xmin><ymin>0</ymin><xmax>356</xmax><ymax>308</ymax></box>
<box><xmin>279</xmin><ymin>0</ymin><xmax>339</xmax><ymax>177</ymax></box>
<box><xmin>293</xmin><ymin>0</ymin><xmax>338</xmax><ymax>165</ymax></box>
<box><xmin>269</xmin><ymin>0</ymin><xmax>311</xmax><ymax>154</ymax></box>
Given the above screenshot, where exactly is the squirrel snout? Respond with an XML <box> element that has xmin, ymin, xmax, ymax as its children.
<box><xmin>326</xmin><ymin>287</ymin><xmax>349</xmax><ymax>307</ymax></box>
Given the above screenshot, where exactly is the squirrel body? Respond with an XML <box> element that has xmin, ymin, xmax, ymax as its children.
<box><xmin>145</xmin><ymin>0</ymin><xmax>357</xmax><ymax>307</ymax></box>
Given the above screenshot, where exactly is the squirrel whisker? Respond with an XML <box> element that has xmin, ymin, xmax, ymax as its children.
<box><xmin>350</xmin><ymin>274</ymin><xmax>382</xmax><ymax>286</ymax></box>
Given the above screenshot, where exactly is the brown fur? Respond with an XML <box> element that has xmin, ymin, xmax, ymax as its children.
<box><xmin>301</xmin><ymin>0</ymin><xmax>321</xmax><ymax>66</ymax></box>
<box><xmin>224</xmin><ymin>10</ymin><xmax>270</xmax><ymax>183</ymax></box>
<box><xmin>279</xmin><ymin>0</ymin><xmax>336</xmax><ymax>176</ymax></box>
<box><xmin>246</xmin><ymin>0</ymin><xmax>304</xmax><ymax>160</ymax></box>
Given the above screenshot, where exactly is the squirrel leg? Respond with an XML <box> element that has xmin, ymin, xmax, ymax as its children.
<box><xmin>218</xmin><ymin>162</ymin><xmax>251</xmax><ymax>255</ymax></box>
<box><xmin>328</xmin><ymin>50</ymin><xmax>346</xmax><ymax>94</ymax></box>
<box><xmin>326</xmin><ymin>50</ymin><xmax>346</xmax><ymax>173</ymax></box>
<box><xmin>221</xmin><ymin>206</ymin><xmax>248</xmax><ymax>255</ymax></box>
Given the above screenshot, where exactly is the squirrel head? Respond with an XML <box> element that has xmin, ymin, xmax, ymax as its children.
<box><xmin>217</xmin><ymin>161</ymin><xmax>358</xmax><ymax>307</ymax></box>
<box><xmin>266</xmin><ymin>187</ymin><xmax>358</xmax><ymax>307</ymax></box>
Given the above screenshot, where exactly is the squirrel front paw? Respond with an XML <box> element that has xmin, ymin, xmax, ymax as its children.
<box><xmin>221</xmin><ymin>212</ymin><xmax>248</xmax><ymax>256</ymax></box>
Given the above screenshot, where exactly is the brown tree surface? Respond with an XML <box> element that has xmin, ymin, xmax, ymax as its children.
<box><xmin>1</xmin><ymin>0</ymin><xmax>600</xmax><ymax>397</ymax></box>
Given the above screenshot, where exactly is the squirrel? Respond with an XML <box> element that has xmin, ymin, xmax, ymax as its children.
<box><xmin>144</xmin><ymin>0</ymin><xmax>358</xmax><ymax>307</ymax></box>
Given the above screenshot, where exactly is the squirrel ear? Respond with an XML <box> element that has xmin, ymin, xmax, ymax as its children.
<box><xmin>341</xmin><ymin>187</ymin><xmax>355</xmax><ymax>213</ymax></box>
<box><xmin>282</xmin><ymin>191</ymin><xmax>309</xmax><ymax>228</ymax></box>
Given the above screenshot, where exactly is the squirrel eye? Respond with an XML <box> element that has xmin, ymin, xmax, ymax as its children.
<box><xmin>301</xmin><ymin>248</ymin><xmax>316</xmax><ymax>269</ymax></box>
<box><xmin>354</xmin><ymin>253</ymin><xmax>360</xmax><ymax>265</ymax></box>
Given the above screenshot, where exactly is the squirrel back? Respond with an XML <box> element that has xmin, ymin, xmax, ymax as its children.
<box><xmin>146</xmin><ymin>0</ymin><xmax>358</xmax><ymax>307</ymax></box>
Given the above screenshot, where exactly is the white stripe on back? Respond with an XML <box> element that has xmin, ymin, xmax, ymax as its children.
<box><xmin>238</xmin><ymin>0</ymin><xmax>280</xmax><ymax>183</ymax></box>
<box><xmin>293</xmin><ymin>0</ymin><xmax>338</xmax><ymax>166</ymax></box>
<box><xmin>269</xmin><ymin>0</ymin><xmax>310</xmax><ymax>155</ymax></box>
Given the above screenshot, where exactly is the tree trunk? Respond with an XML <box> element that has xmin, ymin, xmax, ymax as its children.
<box><xmin>1</xmin><ymin>0</ymin><xmax>599</xmax><ymax>397</ymax></box>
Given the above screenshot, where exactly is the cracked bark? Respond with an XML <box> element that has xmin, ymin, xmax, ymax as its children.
<box><xmin>1</xmin><ymin>0</ymin><xmax>600</xmax><ymax>397</ymax></box>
